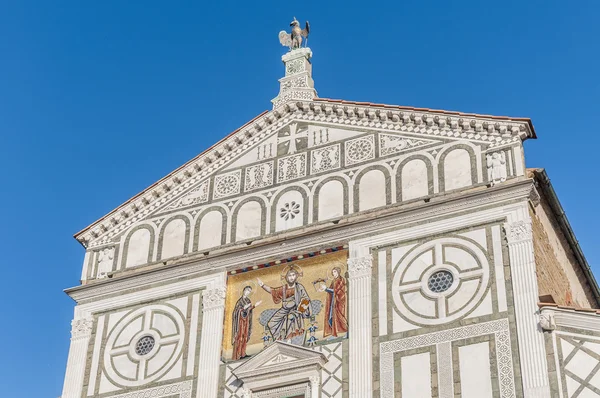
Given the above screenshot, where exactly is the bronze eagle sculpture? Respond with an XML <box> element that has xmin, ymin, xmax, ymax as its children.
<box><xmin>279</xmin><ymin>17</ymin><xmax>310</xmax><ymax>50</ymax></box>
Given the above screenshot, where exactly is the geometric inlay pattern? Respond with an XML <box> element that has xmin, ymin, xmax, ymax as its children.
<box><xmin>558</xmin><ymin>334</ymin><xmax>600</xmax><ymax>397</ymax></box>
<box><xmin>379</xmin><ymin>318</ymin><xmax>515</xmax><ymax>398</ymax></box>
<box><xmin>106</xmin><ymin>380</ymin><xmax>192</xmax><ymax>398</ymax></box>
<box><xmin>345</xmin><ymin>135</ymin><xmax>375</xmax><ymax>166</ymax></box>
<box><xmin>319</xmin><ymin>342</ymin><xmax>343</xmax><ymax>398</ymax></box>
<box><xmin>392</xmin><ymin>236</ymin><xmax>490</xmax><ymax>326</ymax></box>
<box><xmin>214</xmin><ymin>170</ymin><xmax>242</xmax><ymax>200</ymax></box>
<box><xmin>103</xmin><ymin>305</ymin><xmax>186</xmax><ymax>388</ymax></box>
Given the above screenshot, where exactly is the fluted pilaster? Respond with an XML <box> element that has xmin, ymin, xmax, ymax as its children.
<box><xmin>61</xmin><ymin>317</ymin><xmax>93</xmax><ymax>398</ymax></box>
<box><xmin>197</xmin><ymin>286</ymin><xmax>226</xmax><ymax>398</ymax></box>
<box><xmin>505</xmin><ymin>220</ymin><xmax>551</xmax><ymax>397</ymax></box>
<box><xmin>347</xmin><ymin>255</ymin><xmax>373</xmax><ymax>397</ymax></box>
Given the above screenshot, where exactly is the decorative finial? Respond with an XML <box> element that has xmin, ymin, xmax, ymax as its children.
<box><xmin>279</xmin><ymin>17</ymin><xmax>310</xmax><ymax>51</ymax></box>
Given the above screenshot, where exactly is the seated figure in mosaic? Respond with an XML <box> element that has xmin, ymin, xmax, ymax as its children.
<box><xmin>258</xmin><ymin>265</ymin><xmax>311</xmax><ymax>343</ymax></box>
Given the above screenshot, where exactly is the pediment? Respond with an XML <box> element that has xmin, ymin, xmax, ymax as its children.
<box><xmin>147</xmin><ymin>122</ymin><xmax>446</xmax><ymax>218</ymax></box>
<box><xmin>232</xmin><ymin>341</ymin><xmax>327</xmax><ymax>381</ymax></box>
<box><xmin>76</xmin><ymin>99</ymin><xmax>533</xmax><ymax>249</ymax></box>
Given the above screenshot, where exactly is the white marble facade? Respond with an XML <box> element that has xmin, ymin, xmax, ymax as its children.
<box><xmin>62</xmin><ymin>45</ymin><xmax>564</xmax><ymax>398</ymax></box>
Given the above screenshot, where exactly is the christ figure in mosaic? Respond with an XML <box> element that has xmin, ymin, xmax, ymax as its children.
<box><xmin>257</xmin><ymin>266</ymin><xmax>311</xmax><ymax>342</ymax></box>
<box><xmin>231</xmin><ymin>286</ymin><xmax>261</xmax><ymax>360</ymax></box>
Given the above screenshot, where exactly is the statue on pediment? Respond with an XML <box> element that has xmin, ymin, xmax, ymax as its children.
<box><xmin>279</xmin><ymin>17</ymin><xmax>310</xmax><ymax>50</ymax></box>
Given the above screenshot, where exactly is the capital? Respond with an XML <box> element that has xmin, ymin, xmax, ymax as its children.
<box><xmin>347</xmin><ymin>255</ymin><xmax>373</xmax><ymax>279</ymax></box>
<box><xmin>202</xmin><ymin>286</ymin><xmax>226</xmax><ymax>310</ymax></box>
<box><xmin>505</xmin><ymin>220</ymin><xmax>533</xmax><ymax>243</ymax></box>
<box><xmin>71</xmin><ymin>317</ymin><xmax>94</xmax><ymax>340</ymax></box>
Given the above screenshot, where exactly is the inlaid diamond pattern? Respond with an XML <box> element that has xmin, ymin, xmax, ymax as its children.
<box><xmin>224</xmin><ymin>363</ymin><xmax>244</xmax><ymax>398</ymax></box>
<box><xmin>316</xmin><ymin>342</ymin><xmax>343</xmax><ymax>398</ymax></box>
<box><xmin>559</xmin><ymin>335</ymin><xmax>600</xmax><ymax>398</ymax></box>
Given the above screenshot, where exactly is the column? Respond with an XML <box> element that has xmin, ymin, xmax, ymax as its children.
<box><xmin>309</xmin><ymin>375</ymin><xmax>321</xmax><ymax>398</ymax></box>
<box><xmin>347</xmin><ymin>255</ymin><xmax>373</xmax><ymax>397</ymax></box>
<box><xmin>197</xmin><ymin>286</ymin><xmax>226</xmax><ymax>398</ymax></box>
<box><xmin>61</xmin><ymin>316</ymin><xmax>94</xmax><ymax>398</ymax></box>
<box><xmin>505</xmin><ymin>219</ymin><xmax>551</xmax><ymax>397</ymax></box>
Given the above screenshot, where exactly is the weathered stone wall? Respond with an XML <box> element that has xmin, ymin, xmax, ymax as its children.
<box><xmin>531</xmin><ymin>198</ymin><xmax>597</xmax><ymax>308</ymax></box>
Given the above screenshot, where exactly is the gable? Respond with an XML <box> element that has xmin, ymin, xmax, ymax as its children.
<box><xmin>76</xmin><ymin>100</ymin><xmax>535</xmax><ymax>281</ymax></box>
<box><xmin>232</xmin><ymin>341</ymin><xmax>327</xmax><ymax>381</ymax></box>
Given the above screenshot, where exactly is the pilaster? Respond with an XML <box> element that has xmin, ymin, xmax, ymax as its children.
<box><xmin>61</xmin><ymin>316</ymin><xmax>93</xmax><ymax>398</ymax></box>
<box><xmin>197</xmin><ymin>285</ymin><xmax>227</xmax><ymax>398</ymax></box>
<box><xmin>347</xmin><ymin>254</ymin><xmax>373</xmax><ymax>397</ymax></box>
<box><xmin>309</xmin><ymin>375</ymin><xmax>320</xmax><ymax>398</ymax></box>
<box><xmin>505</xmin><ymin>217</ymin><xmax>551</xmax><ymax>397</ymax></box>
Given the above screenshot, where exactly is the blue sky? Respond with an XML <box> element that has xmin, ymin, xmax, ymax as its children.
<box><xmin>0</xmin><ymin>1</ymin><xmax>598</xmax><ymax>396</ymax></box>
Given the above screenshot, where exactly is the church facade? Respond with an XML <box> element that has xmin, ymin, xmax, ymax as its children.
<box><xmin>61</xmin><ymin>24</ymin><xmax>600</xmax><ymax>398</ymax></box>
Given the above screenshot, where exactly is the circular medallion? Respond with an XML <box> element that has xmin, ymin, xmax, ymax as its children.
<box><xmin>103</xmin><ymin>305</ymin><xmax>185</xmax><ymax>387</ymax></box>
<box><xmin>392</xmin><ymin>237</ymin><xmax>490</xmax><ymax>326</ymax></box>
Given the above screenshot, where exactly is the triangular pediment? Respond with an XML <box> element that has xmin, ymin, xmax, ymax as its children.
<box><xmin>232</xmin><ymin>341</ymin><xmax>327</xmax><ymax>381</ymax></box>
<box><xmin>76</xmin><ymin>99</ymin><xmax>533</xmax><ymax>248</ymax></box>
<box><xmin>148</xmin><ymin>121</ymin><xmax>446</xmax><ymax>217</ymax></box>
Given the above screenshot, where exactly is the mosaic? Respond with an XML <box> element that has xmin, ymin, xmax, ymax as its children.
<box><xmin>222</xmin><ymin>251</ymin><xmax>349</xmax><ymax>361</ymax></box>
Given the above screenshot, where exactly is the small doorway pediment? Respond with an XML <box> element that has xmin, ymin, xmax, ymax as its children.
<box><xmin>232</xmin><ymin>341</ymin><xmax>326</xmax><ymax>397</ymax></box>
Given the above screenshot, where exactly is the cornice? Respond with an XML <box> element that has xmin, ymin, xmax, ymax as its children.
<box><xmin>74</xmin><ymin>101</ymin><xmax>533</xmax><ymax>249</ymax></box>
<box><xmin>540</xmin><ymin>306</ymin><xmax>600</xmax><ymax>333</ymax></box>
<box><xmin>66</xmin><ymin>178</ymin><xmax>536</xmax><ymax>303</ymax></box>
<box><xmin>232</xmin><ymin>341</ymin><xmax>326</xmax><ymax>381</ymax></box>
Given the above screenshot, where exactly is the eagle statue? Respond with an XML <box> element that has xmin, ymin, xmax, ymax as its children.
<box><xmin>279</xmin><ymin>17</ymin><xmax>310</xmax><ymax>50</ymax></box>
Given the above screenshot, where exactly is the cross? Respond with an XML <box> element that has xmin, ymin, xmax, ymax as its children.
<box><xmin>278</xmin><ymin>123</ymin><xmax>308</xmax><ymax>154</ymax></box>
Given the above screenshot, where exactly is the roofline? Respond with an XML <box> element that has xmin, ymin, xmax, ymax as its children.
<box><xmin>315</xmin><ymin>98</ymin><xmax>537</xmax><ymax>139</ymax></box>
<box><xmin>74</xmin><ymin>98</ymin><xmax>536</xmax><ymax>247</ymax></box>
<box><xmin>531</xmin><ymin>168</ymin><xmax>600</xmax><ymax>307</ymax></box>
<box><xmin>73</xmin><ymin>110</ymin><xmax>269</xmax><ymax>242</ymax></box>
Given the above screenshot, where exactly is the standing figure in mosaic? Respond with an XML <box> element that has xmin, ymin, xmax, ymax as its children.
<box><xmin>318</xmin><ymin>267</ymin><xmax>348</xmax><ymax>338</ymax></box>
<box><xmin>231</xmin><ymin>286</ymin><xmax>262</xmax><ymax>360</ymax></box>
<box><xmin>257</xmin><ymin>265</ymin><xmax>312</xmax><ymax>343</ymax></box>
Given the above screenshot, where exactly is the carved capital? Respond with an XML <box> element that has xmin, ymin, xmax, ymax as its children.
<box><xmin>309</xmin><ymin>375</ymin><xmax>321</xmax><ymax>387</ymax></box>
<box><xmin>347</xmin><ymin>255</ymin><xmax>373</xmax><ymax>279</ymax></box>
<box><xmin>539</xmin><ymin>312</ymin><xmax>556</xmax><ymax>332</ymax></box>
<box><xmin>505</xmin><ymin>220</ymin><xmax>533</xmax><ymax>243</ymax></box>
<box><xmin>202</xmin><ymin>286</ymin><xmax>226</xmax><ymax>310</ymax></box>
<box><xmin>71</xmin><ymin>317</ymin><xmax>93</xmax><ymax>340</ymax></box>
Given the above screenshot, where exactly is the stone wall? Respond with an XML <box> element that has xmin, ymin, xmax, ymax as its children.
<box><xmin>531</xmin><ymin>197</ymin><xmax>597</xmax><ymax>308</ymax></box>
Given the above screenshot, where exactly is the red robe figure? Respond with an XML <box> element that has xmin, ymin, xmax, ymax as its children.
<box><xmin>231</xmin><ymin>286</ymin><xmax>261</xmax><ymax>360</ymax></box>
<box><xmin>323</xmin><ymin>267</ymin><xmax>348</xmax><ymax>338</ymax></box>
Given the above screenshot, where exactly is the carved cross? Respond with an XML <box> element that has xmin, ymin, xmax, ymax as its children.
<box><xmin>278</xmin><ymin>123</ymin><xmax>308</xmax><ymax>154</ymax></box>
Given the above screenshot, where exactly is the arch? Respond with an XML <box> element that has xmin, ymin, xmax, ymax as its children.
<box><xmin>438</xmin><ymin>144</ymin><xmax>477</xmax><ymax>192</ymax></box>
<box><xmin>194</xmin><ymin>206</ymin><xmax>227</xmax><ymax>252</ymax></box>
<box><xmin>232</xmin><ymin>197</ymin><xmax>267</xmax><ymax>242</ymax></box>
<box><xmin>353</xmin><ymin>165</ymin><xmax>392</xmax><ymax>212</ymax></box>
<box><xmin>396</xmin><ymin>155</ymin><xmax>434</xmax><ymax>202</ymax></box>
<box><xmin>122</xmin><ymin>224</ymin><xmax>155</xmax><ymax>269</ymax></box>
<box><xmin>270</xmin><ymin>186</ymin><xmax>309</xmax><ymax>232</ymax></box>
<box><xmin>157</xmin><ymin>215</ymin><xmax>190</xmax><ymax>260</ymax></box>
<box><xmin>313</xmin><ymin>176</ymin><xmax>349</xmax><ymax>222</ymax></box>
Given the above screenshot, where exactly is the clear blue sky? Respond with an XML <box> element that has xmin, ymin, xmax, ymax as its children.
<box><xmin>0</xmin><ymin>1</ymin><xmax>598</xmax><ymax>396</ymax></box>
